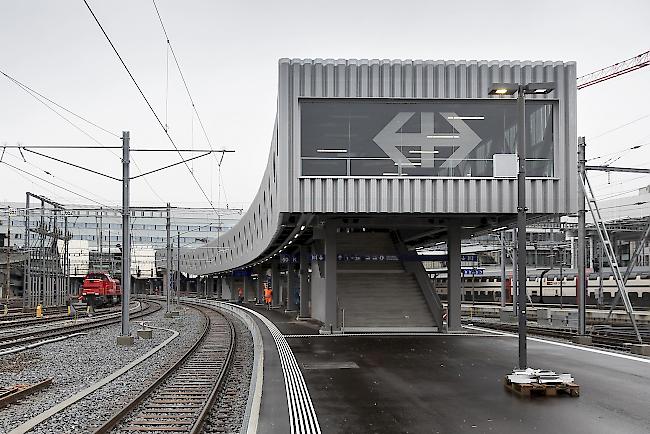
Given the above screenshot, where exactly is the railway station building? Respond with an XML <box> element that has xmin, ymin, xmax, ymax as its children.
<box><xmin>169</xmin><ymin>58</ymin><xmax>578</xmax><ymax>332</ymax></box>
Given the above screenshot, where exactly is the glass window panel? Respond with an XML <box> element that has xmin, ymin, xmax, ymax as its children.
<box><xmin>350</xmin><ymin>159</ymin><xmax>399</xmax><ymax>176</ymax></box>
<box><xmin>302</xmin><ymin>159</ymin><xmax>347</xmax><ymax>176</ymax></box>
<box><xmin>300</xmin><ymin>99</ymin><xmax>554</xmax><ymax>178</ymax></box>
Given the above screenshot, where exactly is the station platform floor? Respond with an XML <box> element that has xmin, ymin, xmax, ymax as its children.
<box><xmin>246</xmin><ymin>304</ymin><xmax>650</xmax><ymax>434</ymax></box>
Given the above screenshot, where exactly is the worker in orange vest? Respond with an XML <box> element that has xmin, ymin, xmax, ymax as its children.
<box><xmin>264</xmin><ymin>286</ymin><xmax>273</xmax><ymax>309</ymax></box>
<box><xmin>238</xmin><ymin>287</ymin><xmax>244</xmax><ymax>304</ymax></box>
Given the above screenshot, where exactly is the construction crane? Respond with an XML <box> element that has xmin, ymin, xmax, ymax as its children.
<box><xmin>577</xmin><ymin>50</ymin><xmax>650</xmax><ymax>89</ymax></box>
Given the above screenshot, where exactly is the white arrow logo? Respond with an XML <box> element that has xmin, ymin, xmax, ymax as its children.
<box><xmin>372</xmin><ymin>112</ymin><xmax>482</xmax><ymax>169</ymax></box>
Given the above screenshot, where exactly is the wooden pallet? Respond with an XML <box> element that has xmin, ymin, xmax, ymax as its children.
<box><xmin>504</xmin><ymin>377</ymin><xmax>580</xmax><ymax>398</ymax></box>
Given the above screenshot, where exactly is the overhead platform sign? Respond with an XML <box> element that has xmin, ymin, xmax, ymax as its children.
<box><xmin>300</xmin><ymin>98</ymin><xmax>555</xmax><ymax>178</ymax></box>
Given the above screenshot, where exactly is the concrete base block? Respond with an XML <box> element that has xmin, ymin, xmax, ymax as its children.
<box><xmin>572</xmin><ymin>335</ymin><xmax>593</xmax><ymax>345</ymax></box>
<box><xmin>164</xmin><ymin>312</ymin><xmax>174</xmax><ymax>318</ymax></box>
<box><xmin>137</xmin><ymin>329</ymin><xmax>153</xmax><ymax>339</ymax></box>
<box><xmin>171</xmin><ymin>310</ymin><xmax>180</xmax><ymax>317</ymax></box>
<box><xmin>631</xmin><ymin>344</ymin><xmax>650</xmax><ymax>356</ymax></box>
<box><xmin>116</xmin><ymin>335</ymin><xmax>134</xmax><ymax>346</ymax></box>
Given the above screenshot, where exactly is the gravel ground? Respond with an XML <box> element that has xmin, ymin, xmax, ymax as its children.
<box><xmin>203</xmin><ymin>310</ymin><xmax>254</xmax><ymax>434</ymax></box>
<box><xmin>0</xmin><ymin>302</ymin><xmax>206</xmax><ymax>434</ymax></box>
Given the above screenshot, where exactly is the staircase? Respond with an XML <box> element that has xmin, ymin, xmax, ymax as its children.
<box><xmin>336</xmin><ymin>231</ymin><xmax>437</xmax><ymax>332</ymax></box>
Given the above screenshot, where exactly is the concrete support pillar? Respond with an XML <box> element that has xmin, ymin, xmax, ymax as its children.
<box><xmin>229</xmin><ymin>275</ymin><xmax>237</xmax><ymax>301</ymax></box>
<box><xmin>323</xmin><ymin>222</ymin><xmax>338</xmax><ymax>330</ymax></box>
<box><xmin>216</xmin><ymin>276</ymin><xmax>223</xmax><ymax>299</ymax></box>
<box><xmin>299</xmin><ymin>245</ymin><xmax>310</xmax><ymax>318</ymax></box>
<box><xmin>271</xmin><ymin>260</ymin><xmax>280</xmax><ymax>307</ymax></box>
<box><xmin>287</xmin><ymin>261</ymin><xmax>299</xmax><ymax>311</ymax></box>
<box><xmin>447</xmin><ymin>222</ymin><xmax>462</xmax><ymax>331</ymax></box>
<box><xmin>280</xmin><ymin>268</ymin><xmax>287</xmax><ymax>308</ymax></box>
<box><xmin>245</xmin><ymin>274</ymin><xmax>254</xmax><ymax>302</ymax></box>
<box><xmin>256</xmin><ymin>267</ymin><xmax>265</xmax><ymax>305</ymax></box>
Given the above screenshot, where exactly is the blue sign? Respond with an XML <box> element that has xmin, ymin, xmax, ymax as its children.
<box><xmin>462</xmin><ymin>268</ymin><xmax>484</xmax><ymax>275</ymax></box>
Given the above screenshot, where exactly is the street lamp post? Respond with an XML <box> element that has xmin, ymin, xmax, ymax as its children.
<box><xmin>488</xmin><ymin>82</ymin><xmax>555</xmax><ymax>369</ymax></box>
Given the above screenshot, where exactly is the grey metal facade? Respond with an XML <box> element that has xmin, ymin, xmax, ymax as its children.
<box><xmin>179</xmin><ymin>58</ymin><xmax>577</xmax><ymax>274</ymax></box>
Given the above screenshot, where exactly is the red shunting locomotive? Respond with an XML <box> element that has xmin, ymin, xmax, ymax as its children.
<box><xmin>79</xmin><ymin>272</ymin><xmax>121</xmax><ymax>307</ymax></box>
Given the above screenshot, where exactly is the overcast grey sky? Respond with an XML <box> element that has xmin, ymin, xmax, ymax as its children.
<box><xmin>1</xmin><ymin>0</ymin><xmax>649</xmax><ymax>216</ymax></box>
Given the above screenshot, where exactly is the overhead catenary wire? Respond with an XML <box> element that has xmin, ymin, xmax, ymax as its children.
<box><xmin>1</xmin><ymin>160</ymin><xmax>114</xmax><ymax>208</ymax></box>
<box><xmin>0</xmin><ymin>69</ymin><xmax>119</xmax><ymax>139</ymax></box>
<box><xmin>151</xmin><ymin>0</ymin><xmax>230</xmax><ymax>211</ymax></box>
<box><xmin>1</xmin><ymin>68</ymin><xmax>168</xmax><ymax>203</ymax></box>
<box><xmin>589</xmin><ymin>114</ymin><xmax>650</xmax><ymax>141</ymax></box>
<box><xmin>587</xmin><ymin>140</ymin><xmax>650</xmax><ymax>162</ymax></box>
<box><xmin>82</xmin><ymin>0</ymin><xmax>224</xmax><ymax>216</ymax></box>
<box><xmin>2</xmin><ymin>150</ymin><xmax>115</xmax><ymax>204</ymax></box>
<box><xmin>151</xmin><ymin>0</ymin><xmax>217</xmax><ymax>155</ymax></box>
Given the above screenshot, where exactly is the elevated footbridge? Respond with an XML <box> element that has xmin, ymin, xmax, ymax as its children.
<box><xmin>161</xmin><ymin>58</ymin><xmax>577</xmax><ymax>332</ymax></box>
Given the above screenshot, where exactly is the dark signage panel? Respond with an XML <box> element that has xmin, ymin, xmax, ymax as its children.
<box><xmin>300</xmin><ymin>99</ymin><xmax>554</xmax><ymax>177</ymax></box>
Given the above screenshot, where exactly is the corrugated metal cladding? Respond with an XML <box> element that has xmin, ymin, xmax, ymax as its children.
<box><xmin>181</xmin><ymin>58</ymin><xmax>577</xmax><ymax>274</ymax></box>
<box><xmin>280</xmin><ymin>59</ymin><xmax>577</xmax><ymax>215</ymax></box>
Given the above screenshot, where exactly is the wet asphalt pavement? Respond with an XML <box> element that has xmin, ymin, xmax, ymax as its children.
<box><xmin>250</xmin><ymin>306</ymin><xmax>650</xmax><ymax>434</ymax></box>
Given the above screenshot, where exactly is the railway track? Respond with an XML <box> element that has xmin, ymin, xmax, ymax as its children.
<box><xmin>465</xmin><ymin>318</ymin><xmax>649</xmax><ymax>351</ymax></box>
<box><xmin>0</xmin><ymin>305</ymin><xmax>121</xmax><ymax>330</ymax></box>
<box><xmin>95</xmin><ymin>304</ymin><xmax>236</xmax><ymax>433</ymax></box>
<box><xmin>0</xmin><ymin>300</ymin><xmax>161</xmax><ymax>351</ymax></box>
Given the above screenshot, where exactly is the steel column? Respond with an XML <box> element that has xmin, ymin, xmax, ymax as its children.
<box><xmin>500</xmin><ymin>231</ymin><xmax>506</xmax><ymax>308</ymax></box>
<box><xmin>447</xmin><ymin>221</ymin><xmax>462</xmax><ymax>331</ymax></box>
<box><xmin>165</xmin><ymin>203</ymin><xmax>171</xmax><ymax>312</ymax></box>
<box><xmin>271</xmin><ymin>260</ymin><xmax>280</xmax><ymax>306</ymax></box>
<box><xmin>256</xmin><ymin>268</ymin><xmax>264</xmax><ymax>304</ymax></box>
<box><xmin>323</xmin><ymin>222</ymin><xmax>337</xmax><ymax>330</ymax></box>
<box><xmin>176</xmin><ymin>232</ymin><xmax>180</xmax><ymax>305</ymax></box>
<box><xmin>577</xmin><ymin>137</ymin><xmax>586</xmax><ymax>336</ymax></box>
<box><xmin>287</xmin><ymin>260</ymin><xmax>299</xmax><ymax>311</ymax></box>
<box><xmin>299</xmin><ymin>244</ymin><xmax>310</xmax><ymax>317</ymax></box>
<box><xmin>516</xmin><ymin>88</ymin><xmax>528</xmax><ymax>369</ymax></box>
<box><xmin>120</xmin><ymin>131</ymin><xmax>131</xmax><ymax>338</ymax></box>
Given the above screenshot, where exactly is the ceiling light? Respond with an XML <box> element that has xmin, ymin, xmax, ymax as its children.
<box><xmin>426</xmin><ymin>135</ymin><xmax>459</xmax><ymax>139</ymax></box>
<box><xmin>382</xmin><ymin>172</ymin><xmax>399</xmax><ymax>176</ymax></box>
<box><xmin>294</xmin><ymin>234</ymin><xmax>299</xmax><ymax>238</ymax></box>
<box><xmin>300</xmin><ymin>225</ymin><xmax>306</xmax><ymax>231</ymax></box>
<box><xmin>495</xmin><ymin>89</ymin><xmax>508</xmax><ymax>94</ymax></box>
<box><xmin>409</xmin><ymin>150</ymin><xmax>440</xmax><ymax>154</ymax></box>
<box><xmin>316</xmin><ymin>149</ymin><xmax>347</xmax><ymax>153</ymax></box>
<box><xmin>447</xmin><ymin>116</ymin><xmax>485</xmax><ymax>120</ymax></box>
<box><xmin>395</xmin><ymin>162</ymin><xmax>422</xmax><ymax>166</ymax></box>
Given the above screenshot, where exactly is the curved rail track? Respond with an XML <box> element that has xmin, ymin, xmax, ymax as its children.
<box><xmin>95</xmin><ymin>304</ymin><xmax>237</xmax><ymax>434</ymax></box>
<box><xmin>0</xmin><ymin>300</ymin><xmax>162</xmax><ymax>351</ymax></box>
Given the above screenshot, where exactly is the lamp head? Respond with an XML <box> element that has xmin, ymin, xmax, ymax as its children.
<box><xmin>488</xmin><ymin>83</ymin><xmax>519</xmax><ymax>96</ymax></box>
